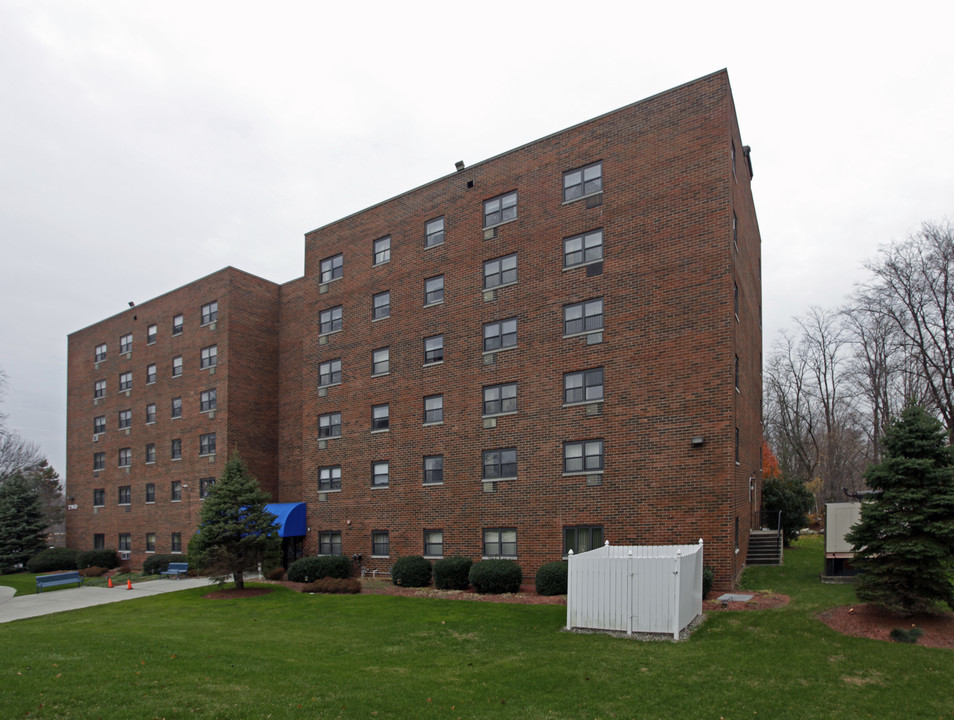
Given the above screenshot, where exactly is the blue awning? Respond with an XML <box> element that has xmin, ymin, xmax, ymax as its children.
<box><xmin>265</xmin><ymin>503</ymin><xmax>307</xmax><ymax>537</ymax></box>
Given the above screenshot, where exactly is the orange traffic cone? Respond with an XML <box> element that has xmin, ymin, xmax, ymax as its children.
<box><xmin>107</xmin><ymin>577</ymin><xmax>113</xmax><ymax>588</ymax></box>
<box><xmin>126</xmin><ymin>579</ymin><xmax>133</xmax><ymax>590</ymax></box>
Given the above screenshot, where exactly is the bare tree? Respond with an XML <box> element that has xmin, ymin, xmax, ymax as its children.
<box><xmin>0</xmin><ymin>432</ymin><xmax>45</xmax><ymax>481</ymax></box>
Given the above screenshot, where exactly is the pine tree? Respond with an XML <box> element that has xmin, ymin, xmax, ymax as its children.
<box><xmin>846</xmin><ymin>404</ymin><xmax>954</xmax><ymax>615</ymax></box>
<box><xmin>0</xmin><ymin>472</ymin><xmax>48</xmax><ymax>570</ymax></box>
<box><xmin>188</xmin><ymin>452</ymin><xmax>279</xmax><ymax>589</ymax></box>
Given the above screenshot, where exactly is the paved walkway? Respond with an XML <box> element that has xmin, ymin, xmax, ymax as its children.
<box><xmin>0</xmin><ymin>577</ymin><xmax>217</xmax><ymax>624</ymax></box>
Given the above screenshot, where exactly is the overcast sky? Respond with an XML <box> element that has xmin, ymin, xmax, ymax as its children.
<box><xmin>1</xmin><ymin>1</ymin><xmax>952</xmax><ymax>477</ymax></box>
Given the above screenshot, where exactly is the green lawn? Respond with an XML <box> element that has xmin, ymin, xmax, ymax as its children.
<box><xmin>1</xmin><ymin>538</ymin><xmax>952</xmax><ymax>719</ymax></box>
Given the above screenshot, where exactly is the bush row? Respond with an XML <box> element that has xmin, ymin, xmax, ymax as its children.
<box><xmin>287</xmin><ymin>555</ymin><xmax>352</xmax><ymax>583</ymax></box>
<box><xmin>142</xmin><ymin>554</ymin><xmax>183</xmax><ymax>575</ymax></box>
<box><xmin>26</xmin><ymin>548</ymin><xmax>119</xmax><ymax>573</ymax></box>
<box><xmin>302</xmin><ymin>577</ymin><xmax>361</xmax><ymax>594</ymax></box>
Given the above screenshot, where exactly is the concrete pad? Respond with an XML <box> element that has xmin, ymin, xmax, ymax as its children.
<box><xmin>716</xmin><ymin>593</ymin><xmax>754</xmax><ymax>603</ymax></box>
<box><xmin>0</xmin><ymin>585</ymin><xmax>16</xmax><ymax>604</ymax></box>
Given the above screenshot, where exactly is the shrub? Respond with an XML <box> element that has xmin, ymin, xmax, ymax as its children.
<box><xmin>142</xmin><ymin>554</ymin><xmax>182</xmax><ymax>575</ymax></box>
<box><xmin>702</xmin><ymin>565</ymin><xmax>715</xmax><ymax>598</ymax></box>
<box><xmin>26</xmin><ymin>548</ymin><xmax>79</xmax><ymax>573</ymax></box>
<box><xmin>890</xmin><ymin>626</ymin><xmax>924</xmax><ymax>644</ymax></box>
<box><xmin>534</xmin><ymin>561</ymin><xmax>568</xmax><ymax>596</ymax></box>
<box><xmin>391</xmin><ymin>556</ymin><xmax>432</xmax><ymax>587</ymax></box>
<box><xmin>469</xmin><ymin>559</ymin><xmax>523</xmax><ymax>594</ymax></box>
<box><xmin>287</xmin><ymin>555</ymin><xmax>352</xmax><ymax>583</ymax></box>
<box><xmin>303</xmin><ymin>577</ymin><xmax>362</xmax><ymax>594</ymax></box>
<box><xmin>266</xmin><ymin>566</ymin><xmax>286</xmax><ymax>581</ymax></box>
<box><xmin>76</xmin><ymin>549</ymin><xmax>119</xmax><ymax>570</ymax></box>
<box><xmin>78</xmin><ymin>566</ymin><xmax>107</xmax><ymax>578</ymax></box>
<box><xmin>433</xmin><ymin>556</ymin><xmax>472</xmax><ymax>590</ymax></box>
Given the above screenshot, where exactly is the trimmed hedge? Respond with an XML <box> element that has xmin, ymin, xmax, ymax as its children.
<box><xmin>534</xmin><ymin>561</ymin><xmax>568</xmax><ymax>596</ymax></box>
<box><xmin>142</xmin><ymin>554</ymin><xmax>182</xmax><ymax>575</ymax></box>
<box><xmin>391</xmin><ymin>556</ymin><xmax>432</xmax><ymax>587</ymax></box>
<box><xmin>76</xmin><ymin>549</ymin><xmax>119</xmax><ymax>570</ymax></box>
<box><xmin>433</xmin><ymin>556</ymin><xmax>472</xmax><ymax>590</ymax></box>
<box><xmin>303</xmin><ymin>577</ymin><xmax>362</xmax><ymax>594</ymax></box>
<box><xmin>702</xmin><ymin>565</ymin><xmax>714</xmax><ymax>598</ymax></box>
<box><xmin>468</xmin><ymin>559</ymin><xmax>523</xmax><ymax>594</ymax></box>
<box><xmin>287</xmin><ymin>555</ymin><xmax>352</xmax><ymax>583</ymax></box>
<box><xmin>266</xmin><ymin>567</ymin><xmax>286</xmax><ymax>581</ymax></box>
<box><xmin>26</xmin><ymin>548</ymin><xmax>79</xmax><ymax>573</ymax></box>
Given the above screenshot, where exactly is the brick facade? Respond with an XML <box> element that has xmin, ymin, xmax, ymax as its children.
<box><xmin>66</xmin><ymin>70</ymin><xmax>762</xmax><ymax>587</ymax></box>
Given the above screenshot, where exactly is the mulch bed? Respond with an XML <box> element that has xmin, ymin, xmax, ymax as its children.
<box><xmin>818</xmin><ymin>604</ymin><xmax>954</xmax><ymax>649</ymax></box>
<box><xmin>702</xmin><ymin>591</ymin><xmax>790</xmax><ymax>612</ymax></box>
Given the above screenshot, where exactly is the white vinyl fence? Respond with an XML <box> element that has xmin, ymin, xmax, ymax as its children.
<box><xmin>566</xmin><ymin>540</ymin><xmax>704</xmax><ymax>639</ymax></box>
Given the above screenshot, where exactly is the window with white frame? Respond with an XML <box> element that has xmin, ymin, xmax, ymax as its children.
<box><xmin>424</xmin><ymin>275</ymin><xmax>444</xmax><ymax>305</ymax></box>
<box><xmin>483</xmin><ymin>382</ymin><xmax>517</xmax><ymax>416</ymax></box>
<box><xmin>171</xmin><ymin>397</ymin><xmax>182</xmax><ymax>419</ymax></box>
<box><xmin>119</xmin><ymin>371</ymin><xmax>132</xmax><ymax>392</ymax></box>
<box><xmin>563</xmin><ymin>298</ymin><xmax>603</xmax><ymax>336</ymax></box>
<box><xmin>146</xmin><ymin>364</ymin><xmax>157</xmax><ymax>384</ymax></box>
<box><xmin>171</xmin><ymin>480</ymin><xmax>182</xmax><ymax>501</ymax></box>
<box><xmin>563</xmin><ymin>367</ymin><xmax>604</xmax><ymax>404</ymax></box>
<box><xmin>424</xmin><ymin>335</ymin><xmax>443</xmax><ymax>364</ymax></box>
<box><xmin>118</xmin><ymin>409</ymin><xmax>131</xmax><ymax>429</ymax></box>
<box><xmin>373</xmin><ymin>236</ymin><xmax>391</xmax><ymax>265</ymax></box>
<box><xmin>423</xmin><ymin>455</ymin><xmax>443</xmax><ymax>485</ymax></box>
<box><xmin>483</xmin><ymin>318</ymin><xmax>517</xmax><ymax>352</ymax></box>
<box><xmin>95</xmin><ymin>343</ymin><xmax>107</xmax><ymax>362</ymax></box>
<box><xmin>563</xmin><ymin>229</ymin><xmax>604</xmax><ymax>269</ymax></box>
<box><xmin>200</xmin><ymin>477</ymin><xmax>215</xmax><ymax>498</ymax></box>
<box><xmin>563</xmin><ymin>439</ymin><xmax>604</xmax><ymax>474</ymax></box>
<box><xmin>373</xmin><ymin>291</ymin><xmax>391</xmax><ymax>320</ymax></box>
<box><xmin>172</xmin><ymin>314</ymin><xmax>183</xmax><ymax>335</ymax></box>
<box><xmin>564</xmin><ymin>525</ymin><xmax>603</xmax><ymax>555</ymax></box>
<box><xmin>425</xmin><ymin>217</ymin><xmax>444</xmax><ymax>247</ymax></box>
<box><xmin>93</xmin><ymin>415</ymin><xmax>106</xmax><ymax>435</ymax></box>
<box><xmin>563</xmin><ymin>161</ymin><xmax>602</xmax><ymax>202</ymax></box>
<box><xmin>147</xmin><ymin>324</ymin><xmax>157</xmax><ymax>344</ymax></box>
<box><xmin>319</xmin><ymin>412</ymin><xmax>341</xmax><ymax>438</ymax></box>
<box><xmin>423</xmin><ymin>395</ymin><xmax>443</xmax><ymax>424</ymax></box>
<box><xmin>93</xmin><ymin>452</ymin><xmax>105</xmax><ymax>471</ymax></box>
<box><xmin>372</xmin><ymin>531</ymin><xmax>390</xmax><ymax>556</ymax></box>
<box><xmin>372</xmin><ymin>347</ymin><xmax>389</xmax><ymax>375</ymax></box>
<box><xmin>118</xmin><ymin>534</ymin><xmax>131</xmax><ymax>551</ymax></box>
<box><xmin>145</xmin><ymin>443</ymin><xmax>156</xmax><ymax>464</ymax></box>
<box><xmin>94</xmin><ymin>379</ymin><xmax>106</xmax><ymax>398</ymax></box>
<box><xmin>372</xmin><ymin>461</ymin><xmax>389</xmax><ymax>487</ymax></box>
<box><xmin>319</xmin><ymin>466</ymin><xmax>341</xmax><ymax>491</ymax></box>
<box><xmin>145</xmin><ymin>483</ymin><xmax>155</xmax><ymax>503</ymax></box>
<box><xmin>320</xmin><ymin>306</ymin><xmax>343</xmax><ymax>334</ymax></box>
<box><xmin>145</xmin><ymin>533</ymin><xmax>156</xmax><ymax>552</ymax></box>
<box><xmin>120</xmin><ymin>333</ymin><xmax>133</xmax><ymax>354</ymax></box>
<box><xmin>320</xmin><ymin>253</ymin><xmax>343</xmax><ymax>283</ymax></box>
<box><xmin>200</xmin><ymin>388</ymin><xmax>216</xmax><ymax>412</ymax></box>
<box><xmin>118</xmin><ymin>485</ymin><xmax>131</xmax><ymax>505</ymax></box>
<box><xmin>483</xmin><ymin>528</ymin><xmax>517</xmax><ymax>558</ymax></box>
<box><xmin>199</xmin><ymin>432</ymin><xmax>216</xmax><ymax>456</ymax></box>
<box><xmin>483</xmin><ymin>191</ymin><xmax>517</xmax><ymax>227</ymax></box>
<box><xmin>319</xmin><ymin>358</ymin><xmax>342</xmax><ymax>386</ymax></box>
<box><xmin>483</xmin><ymin>253</ymin><xmax>517</xmax><ymax>289</ymax></box>
<box><xmin>146</xmin><ymin>403</ymin><xmax>156</xmax><ymax>423</ymax></box>
<box><xmin>423</xmin><ymin>530</ymin><xmax>443</xmax><ymax>557</ymax></box>
<box><xmin>171</xmin><ymin>532</ymin><xmax>182</xmax><ymax>553</ymax></box>
<box><xmin>94</xmin><ymin>533</ymin><xmax>105</xmax><ymax>549</ymax></box>
<box><xmin>319</xmin><ymin>531</ymin><xmax>342</xmax><ymax>555</ymax></box>
<box><xmin>482</xmin><ymin>447</ymin><xmax>517</xmax><ymax>480</ymax></box>
<box><xmin>118</xmin><ymin>447</ymin><xmax>131</xmax><ymax>467</ymax></box>
<box><xmin>171</xmin><ymin>438</ymin><xmax>182</xmax><ymax>460</ymax></box>
<box><xmin>93</xmin><ymin>488</ymin><xmax>105</xmax><ymax>506</ymax></box>
<box><xmin>372</xmin><ymin>404</ymin><xmax>389</xmax><ymax>432</ymax></box>
<box><xmin>200</xmin><ymin>345</ymin><xmax>217</xmax><ymax>369</ymax></box>
<box><xmin>201</xmin><ymin>300</ymin><xmax>218</xmax><ymax>325</ymax></box>
<box><xmin>172</xmin><ymin>356</ymin><xmax>183</xmax><ymax>377</ymax></box>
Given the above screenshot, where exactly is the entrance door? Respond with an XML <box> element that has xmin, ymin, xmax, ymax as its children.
<box><xmin>283</xmin><ymin>536</ymin><xmax>304</xmax><ymax>569</ymax></box>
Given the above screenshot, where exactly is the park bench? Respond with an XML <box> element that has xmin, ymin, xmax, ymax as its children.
<box><xmin>160</xmin><ymin>562</ymin><xmax>189</xmax><ymax>579</ymax></box>
<box><xmin>35</xmin><ymin>571</ymin><xmax>84</xmax><ymax>593</ymax></box>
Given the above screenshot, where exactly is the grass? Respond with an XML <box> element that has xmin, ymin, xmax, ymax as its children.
<box><xmin>1</xmin><ymin>537</ymin><xmax>952</xmax><ymax>719</ymax></box>
<box><xmin>0</xmin><ymin>571</ymin><xmax>155</xmax><ymax>596</ymax></box>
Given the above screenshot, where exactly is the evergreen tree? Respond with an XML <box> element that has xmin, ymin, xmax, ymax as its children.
<box><xmin>846</xmin><ymin>404</ymin><xmax>954</xmax><ymax>615</ymax></box>
<box><xmin>0</xmin><ymin>471</ymin><xmax>48</xmax><ymax>570</ymax></box>
<box><xmin>762</xmin><ymin>475</ymin><xmax>814</xmax><ymax>546</ymax></box>
<box><xmin>188</xmin><ymin>452</ymin><xmax>279</xmax><ymax>589</ymax></box>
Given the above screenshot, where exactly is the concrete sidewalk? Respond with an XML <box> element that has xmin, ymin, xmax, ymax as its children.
<box><xmin>0</xmin><ymin>577</ymin><xmax>216</xmax><ymax>624</ymax></box>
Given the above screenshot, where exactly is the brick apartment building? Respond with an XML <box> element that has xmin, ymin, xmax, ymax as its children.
<box><xmin>66</xmin><ymin>69</ymin><xmax>763</xmax><ymax>587</ymax></box>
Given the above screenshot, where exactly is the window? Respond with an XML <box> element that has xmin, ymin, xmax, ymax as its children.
<box><xmin>172</xmin><ymin>314</ymin><xmax>183</xmax><ymax>335</ymax></box>
<box><xmin>564</xmin><ymin>229</ymin><xmax>604</xmax><ymax>267</ymax></box>
<box><xmin>319</xmin><ymin>531</ymin><xmax>342</xmax><ymax>555</ymax></box>
<box><xmin>372</xmin><ymin>461</ymin><xmax>389</xmax><ymax>487</ymax></box>
<box><xmin>95</xmin><ymin>343</ymin><xmax>107</xmax><ymax>362</ymax></box>
<box><xmin>171</xmin><ymin>438</ymin><xmax>182</xmax><ymax>460</ymax></box>
<box><xmin>171</xmin><ymin>397</ymin><xmax>182</xmax><ymax>419</ymax></box>
<box><xmin>319</xmin><ymin>466</ymin><xmax>341</xmax><ymax>491</ymax></box>
<box><xmin>119</xmin><ymin>371</ymin><xmax>132</xmax><ymax>392</ymax></box>
<box><xmin>147</xmin><ymin>324</ymin><xmax>157</xmax><ymax>344</ymax></box>
<box><xmin>425</xmin><ymin>216</ymin><xmax>444</xmax><ymax>247</ymax></box>
<box><xmin>373</xmin><ymin>236</ymin><xmax>391</xmax><ymax>265</ymax></box>
<box><xmin>483</xmin><ymin>383</ymin><xmax>517</xmax><ymax>416</ymax></box>
<box><xmin>319</xmin><ymin>412</ymin><xmax>341</xmax><ymax>438</ymax></box>
<box><xmin>93</xmin><ymin>415</ymin><xmax>106</xmax><ymax>435</ymax></box>
<box><xmin>424</xmin><ymin>530</ymin><xmax>443</xmax><ymax>557</ymax></box>
<box><xmin>146</xmin><ymin>364</ymin><xmax>157</xmax><ymax>384</ymax></box>
<box><xmin>482</xmin><ymin>447</ymin><xmax>517</xmax><ymax>480</ymax></box>
<box><xmin>483</xmin><ymin>318</ymin><xmax>517</xmax><ymax>352</ymax></box>
<box><xmin>564</xmin><ymin>367</ymin><xmax>604</xmax><ymax>404</ymax></box>
<box><xmin>319</xmin><ymin>359</ymin><xmax>342</xmax><ymax>387</ymax></box>
<box><xmin>483</xmin><ymin>191</ymin><xmax>517</xmax><ymax>227</ymax></box>
<box><xmin>200</xmin><ymin>389</ymin><xmax>216</xmax><ymax>412</ymax></box>
<box><xmin>320</xmin><ymin>254</ymin><xmax>343</xmax><ymax>283</ymax></box>
<box><xmin>372</xmin><ymin>291</ymin><xmax>390</xmax><ymax>320</ymax></box>
<box><xmin>423</xmin><ymin>455</ymin><xmax>443</xmax><ymax>485</ymax></box>
<box><xmin>118</xmin><ymin>409</ymin><xmax>132</xmax><ymax>429</ymax></box>
<box><xmin>424</xmin><ymin>275</ymin><xmax>444</xmax><ymax>305</ymax></box>
<box><xmin>735</xmin><ymin>354</ymin><xmax>740</xmax><ymax>391</ymax></box>
<box><xmin>171</xmin><ymin>532</ymin><xmax>182</xmax><ymax>553</ymax></box>
<box><xmin>483</xmin><ymin>254</ymin><xmax>517</xmax><ymax>289</ymax></box>
<box><xmin>735</xmin><ymin>427</ymin><xmax>740</xmax><ymax>464</ymax></box>
<box><xmin>563</xmin><ymin>298</ymin><xmax>603</xmax><ymax>336</ymax></box>
<box><xmin>171</xmin><ymin>480</ymin><xmax>182</xmax><ymax>501</ymax></box>
<box><xmin>146</xmin><ymin>403</ymin><xmax>156</xmax><ymax>423</ymax></box>
<box><xmin>424</xmin><ymin>335</ymin><xmax>443</xmax><ymax>364</ymax></box>
<box><xmin>201</xmin><ymin>300</ymin><xmax>218</xmax><ymax>325</ymax></box>
<box><xmin>563</xmin><ymin>161</ymin><xmax>602</xmax><ymax>201</ymax></box>
<box><xmin>734</xmin><ymin>282</ymin><xmax>739</xmax><ymax>317</ymax></box>
<box><xmin>145</xmin><ymin>533</ymin><xmax>156</xmax><ymax>552</ymax></box>
<box><xmin>200</xmin><ymin>477</ymin><xmax>215</xmax><ymax>498</ymax></box>
<box><xmin>731</xmin><ymin>140</ymin><xmax>737</xmax><ymax>178</ymax></box>
<box><xmin>118</xmin><ymin>447</ymin><xmax>131</xmax><ymax>467</ymax></box>
<box><xmin>200</xmin><ymin>345</ymin><xmax>217</xmax><ymax>369</ymax></box>
<box><xmin>120</xmin><ymin>333</ymin><xmax>133</xmax><ymax>354</ymax></box>
<box><xmin>483</xmin><ymin>528</ymin><xmax>517</xmax><ymax>558</ymax></box>
<box><xmin>733</xmin><ymin>212</ymin><xmax>738</xmax><ymax>250</ymax></box>
<box><xmin>172</xmin><ymin>356</ymin><xmax>183</xmax><ymax>377</ymax></box>
<box><xmin>93</xmin><ymin>533</ymin><xmax>105</xmax><ymax>549</ymax></box>
<box><xmin>145</xmin><ymin>443</ymin><xmax>156</xmax><ymax>464</ymax></box>
<box><xmin>199</xmin><ymin>432</ymin><xmax>216</xmax><ymax>457</ymax></box>
<box><xmin>423</xmin><ymin>395</ymin><xmax>443</xmax><ymax>424</ymax></box>
<box><xmin>118</xmin><ymin>485</ymin><xmax>131</xmax><ymax>505</ymax></box>
<box><xmin>372</xmin><ymin>347</ymin><xmax>390</xmax><ymax>375</ymax></box>
<box><xmin>93</xmin><ymin>488</ymin><xmax>105</xmax><ymax>506</ymax></box>
<box><xmin>145</xmin><ymin>483</ymin><xmax>155</xmax><ymax>503</ymax></box>
<box><xmin>564</xmin><ymin>439</ymin><xmax>604</xmax><ymax>474</ymax></box>
<box><xmin>372</xmin><ymin>531</ymin><xmax>390</xmax><ymax>557</ymax></box>
<box><xmin>93</xmin><ymin>452</ymin><xmax>105</xmax><ymax>471</ymax></box>
<box><xmin>564</xmin><ymin>525</ymin><xmax>603</xmax><ymax>555</ymax></box>
<box><xmin>320</xmin><ymin>306</ymin><xmax>343</xmax><ymax>334</ymax></box>
<box><xmin>372</xmin><ymin>404</ymin><xmax>389</xmax><ymax>432</ymax></box>
<box><xmin>118</xmin><ymin>534</ymin><xmax>131</xmax><ymax>552</ymax></box>
<box><xmin>94</xmin><ymin>379</ymin><xmax>106</xmax><ymax>398</ymax></box>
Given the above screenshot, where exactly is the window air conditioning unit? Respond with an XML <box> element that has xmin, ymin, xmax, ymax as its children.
<box><xmin>119</xmin><ymin>551</ymin><xmax>131</xmax><ymax>561</ymax></box>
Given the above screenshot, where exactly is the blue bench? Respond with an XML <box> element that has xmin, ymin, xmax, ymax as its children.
<box><xmin>160</xmin><ymin>562</ymin><xmax>189</xmax><ymax>579</ymax></box>
<box><xmin>36</xmin><ymin>571</ymin><xmax>84</xmax><ymax>593</ymax></box>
